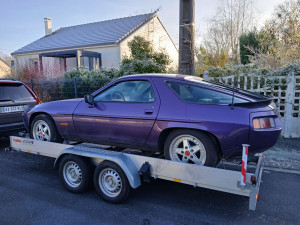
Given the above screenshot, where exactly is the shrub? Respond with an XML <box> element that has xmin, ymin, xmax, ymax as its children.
<box><xmin>203</xmin><ymin>63</ymin><xmax>300</xmax><ymax>78</ymax></box>
<box><xmin>61</xmin><ymin>68</ymin><xmax>115</xmax><ymax>99</ymax></box>
<box><xmin>120</xmin><ymin>36</ymin><xmax>171</xmax><ymax>75</ymax></box>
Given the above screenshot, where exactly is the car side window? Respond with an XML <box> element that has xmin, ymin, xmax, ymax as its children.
<box><xmin>94</xmin><ymin>80</ymin><xmax>155</xmax><ymax>103</ymax></box>
<box><xmin>167</xmin><ymin>81</ymin><xmax>248</xmax><ymax>104</ymax></box>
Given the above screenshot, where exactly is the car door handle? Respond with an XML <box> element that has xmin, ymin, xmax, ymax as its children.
<box><xmin>144</xmin><ymin>109</ymin><xmax>153</xmax><ymax>114</ymax></box>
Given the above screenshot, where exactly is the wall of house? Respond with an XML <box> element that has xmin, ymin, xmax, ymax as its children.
<box><xmin>120</xmin><ymin>16</ymin><xmax>178</xmax><ymax>70</ymax></box>
<box><xmin>85</xmin><ymin>46</ymin><xmax>120</xmax><ymax>68</ymax></box>
<box><xmin>0</xmin><ymin>60</ymin><xmax>12</xmax><ymax>77</ymax></box>
<box><xmin>64</xmin><ymin>46</ymin><xmax>120</xmax><ymax>71</ymax></box>
<box><xmin>13</xmin><ymin>15</ymin><xmax>178</xmax><ymax>78</ymax></box>
<box><xmin>13</xmin><ymin>53</ymin><xmax>64</xmax><ymax>79</ymax></box>
<box><xmin>13</xmin><ymin>45</ymin><xmax>120</xmax><ymax>78</ymax></box>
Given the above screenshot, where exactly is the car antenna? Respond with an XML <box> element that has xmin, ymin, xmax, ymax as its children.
<box><xmin>231</xmin><ymin>74</ymin><xmax>237</xmax><ymax>110</ymax></box>
<box><xmin>231</xmin><ymin>90</ymin><xmax>235</xmax><ymax>109</ymax></box>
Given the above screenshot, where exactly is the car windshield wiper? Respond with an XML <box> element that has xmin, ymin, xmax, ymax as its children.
<box><xmin>0</xmin><ymin>99</ymin><xmax>15</xmax><ymax>102</ymax></box>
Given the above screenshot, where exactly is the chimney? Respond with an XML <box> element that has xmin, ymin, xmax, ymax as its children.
<box><xmin>44</xmin><ymin>18</ymin><xmax>52</xmax><ymax>36</ymax></box>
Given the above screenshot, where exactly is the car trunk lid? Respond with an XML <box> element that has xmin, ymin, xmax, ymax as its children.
<box><xmin>0</xmin><ymin>82</ymin><xmax>37</xmax><ymax>125</ymax></box>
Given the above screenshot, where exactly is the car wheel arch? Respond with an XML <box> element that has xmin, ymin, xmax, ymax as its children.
<box><xmin>29</xmin><ymin>112</ymin><xmax>54</xmax><ymax>130</ymax></box>
<box><xmin>158</xmin><ymin>128</ymin><xmax>223</xmax><ymax>158</ymax></box>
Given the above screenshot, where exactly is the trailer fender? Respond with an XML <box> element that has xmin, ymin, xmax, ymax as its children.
<box><xmin>54</xmin><ymin>147</ymin><xmax>141</xmax><ymax>189</ymax></box>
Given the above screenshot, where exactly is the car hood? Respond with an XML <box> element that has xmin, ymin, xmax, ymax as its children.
<box><xmin>29</xmin><ymin>98</ymin><xmax>83</xmax><ymax>115</ymax></box>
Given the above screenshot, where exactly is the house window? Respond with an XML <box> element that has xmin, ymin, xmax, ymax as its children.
<box><xmin>29</xmin><ymin>58</ymin><xmax>39</xmax><ymax>71</ymax></box>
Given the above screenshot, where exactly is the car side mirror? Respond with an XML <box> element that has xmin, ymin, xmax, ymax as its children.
<box><xmin>84</xmin><ymin>94</ymin><xmax>94</xmax><ymax>104</ymax></box>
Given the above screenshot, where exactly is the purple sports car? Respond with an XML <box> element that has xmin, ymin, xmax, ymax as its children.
<box><xmin>23</xmin><ymin>74</ymin><xmax>281</xmax><ymax>166</ymax></box>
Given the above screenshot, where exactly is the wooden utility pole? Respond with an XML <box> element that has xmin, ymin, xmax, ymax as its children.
<box><xmin>179</xmin><ymin>0</ymin><xmax>195</xmax><ymax>75</ymax></box>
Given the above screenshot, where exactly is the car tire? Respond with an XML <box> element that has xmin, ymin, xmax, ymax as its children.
<box><xmin>30</xmin><ymin>114</ymin><xmax>63</xmax><ymax>143</ymax></box>
<box><xmin>93</xmin><ymin>161</ymin><xmax>131</xmax><ymax>203</ymax></box>
<box><xmin>59</xmin><ymin>155</ymin><xmax>92</xmax><ymax>193</ymax></box>
<box><xmin>164</xmin><ymin>129</ymin><xmax>220</xmax><ymax>167</ymax></box>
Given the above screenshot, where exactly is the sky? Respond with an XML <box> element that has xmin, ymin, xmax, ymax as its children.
<box><xmin>0</xmin><ymin>0</ymin><xmax>287</xmax><ymax>56</ymax></box>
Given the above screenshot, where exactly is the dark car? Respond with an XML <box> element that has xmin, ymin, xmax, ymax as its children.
<box><xmin>0</xmin><ymin>79</ymin><xmax>39</xmax><ymax>136</ymax></box>
<box><xmin>23</xmin><ymin>74</ymin><xmax>281</xmax><ymax>167</ymax></box>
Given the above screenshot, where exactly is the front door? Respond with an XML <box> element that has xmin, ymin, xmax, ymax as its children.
<box><xmin>73</xmin><ymin>79</ymin><xmax>160</xmax><ymax>147</ymax></box>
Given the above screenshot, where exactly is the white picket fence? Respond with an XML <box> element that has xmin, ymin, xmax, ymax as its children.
<box><xmin>204</xmin><ymin>72</ymin><xmax>300</xmax><ymax>138</ymax></box>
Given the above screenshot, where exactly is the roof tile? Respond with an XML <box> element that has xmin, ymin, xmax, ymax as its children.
<box><xmin>12</xmin><ymin>13</ymin><xmax>154</xmax><ymax>55</ymax></box>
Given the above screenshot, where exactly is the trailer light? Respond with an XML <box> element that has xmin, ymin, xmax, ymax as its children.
<box><xmin>174</xmin><ymin>178</ymin><xmax>181</xmax><ymax>183</ymax></box>
<box><xmin>253</xmin><ymin>117</ymin><xmax>275</xmax><ymax>129</ymax></box>
<box><xmin>251</xmin><ymin>175</ymin><xmax>257</xmax><ymax>185</ymax></box>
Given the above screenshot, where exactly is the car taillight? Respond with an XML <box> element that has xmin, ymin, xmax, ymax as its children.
<box><xmin>253</xmin><ymin>117</ymin><xmax>275</xmax><ymax>129</ymax></box>
<box><xmin>23</xmin><ymin>84</ymin><xmax>40</xmax><ymax>104</ymax></box>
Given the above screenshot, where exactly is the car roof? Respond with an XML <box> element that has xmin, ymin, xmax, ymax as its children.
<box><xmin>122</xmin><ymin>74</ymin><xmax>267</xmax><ymax>102</ymax></box>
<box><xmin>0</xmin><ymin>79</ymin><xmax>23</xmax><ymax>84</ymax></box>
<box><xmin>123</xmin><ymin>73</ymin><xmax>194</xmax><ymax>80</ymax></box>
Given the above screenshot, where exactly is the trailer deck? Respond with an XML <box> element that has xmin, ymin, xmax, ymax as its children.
<box><xmin>9</xmin><ymin>136</ymin><xmax>264</xmax><ymax>210</ymax></box>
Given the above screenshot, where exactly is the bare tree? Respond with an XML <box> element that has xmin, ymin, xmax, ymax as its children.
<box><xmin>249</xmin><ymin>0</ymin><xmax>300</xmax><ymax>68</ymax></box>
<box><xmin>203</xmin><ymin>0</ymin><xmax>257</xmax><ymax>64</ymax></box>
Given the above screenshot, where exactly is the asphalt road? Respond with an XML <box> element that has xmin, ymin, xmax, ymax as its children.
<box><xmin>0</xmin><ymin>138</ymin><xmax>299</xmax><ymax>225</ymax></box>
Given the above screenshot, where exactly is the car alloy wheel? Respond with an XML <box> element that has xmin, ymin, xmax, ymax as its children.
<box><xmin>32</xmin><ymin>120</ymin><xmax>51</xmax><ymax>141</ymax></box>
<box><xmin>169</xmin><ymin>134</ymin><xmax>207</xmax><ymax>165</ymax></box>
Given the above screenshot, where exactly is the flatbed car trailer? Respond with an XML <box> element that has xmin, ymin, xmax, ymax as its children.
<box><xmin>9</xmin><ymin>136</ymin><xmax>264</xmax><ymax>210</ymax></box>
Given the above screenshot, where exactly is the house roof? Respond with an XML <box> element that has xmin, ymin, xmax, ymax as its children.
<box><xmin>12</xmin><ymin>13</ymin><xmax>156</xmax><ymax>55</ymax></box>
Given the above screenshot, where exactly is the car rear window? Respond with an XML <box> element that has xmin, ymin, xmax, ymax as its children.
<box><xmin>167</xmin><ymin>81</ymin><xmax>248</xmax><ymax>105</ymax></box>
<box><xmin>0</xmin><ymin>83</ymin><xmax>35</xmax><ymax>102</ymax></box>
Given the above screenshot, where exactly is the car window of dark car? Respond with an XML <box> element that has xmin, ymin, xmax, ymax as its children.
<box><xmin>0</xmin><ymin>83</ymin><xmax>34</xmax><ymax>101</ymax></box>
<box><xmin>94</xmin><ymin>80</ymin><xmax>155</xmax><ymax>103</ymax></box>
<box><xmin>167</xmin><ymin>81</ymin><xmax>248</xmax><ymax>105</ymax></box>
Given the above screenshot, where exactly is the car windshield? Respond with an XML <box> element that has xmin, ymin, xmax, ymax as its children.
<box><xmin>0</xmin><ymin>83</ymin><xmax>34</xmax><ymax>101</ymax></box>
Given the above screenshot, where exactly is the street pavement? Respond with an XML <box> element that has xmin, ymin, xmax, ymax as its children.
<box><xmin>0</xmin><ymin>137</ymin><xmax>299</xmax><ymax>225</ymax></box>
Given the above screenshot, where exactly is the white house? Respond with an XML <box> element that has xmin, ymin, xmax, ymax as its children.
<box><xmin>0</xmin><ymin>58</ymin><xmax>11</xmax><ymax>78</ymax></box>
<box><xmin>12</xmin><ymin>13</ymin><xmax>178</xmax><ymax>78</ymax></box>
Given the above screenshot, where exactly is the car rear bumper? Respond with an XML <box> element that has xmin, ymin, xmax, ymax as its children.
<box><xmin>248</xmin><ymin>111</ymin><xmax>282</xmax><ymax>153</ymax></box>
<box><xmin>0</xmin><ymin>122</ymin><xmax>26</xmax><ymax>136</ymax></box>
<box><xmin>249</xmin><ymin>127</ymin><xmax>282</xmax><ymax>153</ymax></box>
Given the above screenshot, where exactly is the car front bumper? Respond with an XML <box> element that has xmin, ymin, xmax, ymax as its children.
<box><xmin>0</xmin><ymin>122</ymin><xmax>26</xmax><ymax>136</ymax></box>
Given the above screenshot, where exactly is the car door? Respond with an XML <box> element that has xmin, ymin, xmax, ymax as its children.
<box><xmin>73</xmin><ymin>78</ymin><xmax>160</xmax><ymax>147</ymax></box>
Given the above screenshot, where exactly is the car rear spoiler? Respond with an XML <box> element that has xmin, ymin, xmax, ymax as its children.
<box><xmin>233</xmin><ymin>98</ymin><xmax>273</xmax><ymax>107</ymax></box>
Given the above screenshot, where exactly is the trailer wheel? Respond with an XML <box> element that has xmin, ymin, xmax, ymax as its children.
<box><xmin>93</xmin><ymin>161</ymin><xmax>131</xmax><ymax>203</ymax></box>
<box><xmin>59</xmin><ymin>155</ymin><xmax>91</xmax><ymax>193</ymax></box>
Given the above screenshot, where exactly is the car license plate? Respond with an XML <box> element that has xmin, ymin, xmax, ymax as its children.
<box><xmin>1</xmin><ymin>105</ymin><xmax>24</xmax><ymax>113</ymax></box>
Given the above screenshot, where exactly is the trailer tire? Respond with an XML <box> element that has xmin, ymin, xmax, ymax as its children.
<box><xmin>164</xmin><ymin>129</ymin><xmax>220</xmax><ymax>167</ymax></box>
<box><xmin>93</xmin><ymin>161</ymin><xmax>131</xmax><ymax>203</ymax></box>
<box><xmin>59</xmin><ymin>155</ymin><xmax>92</xmax><ymax>193</ymax></box>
